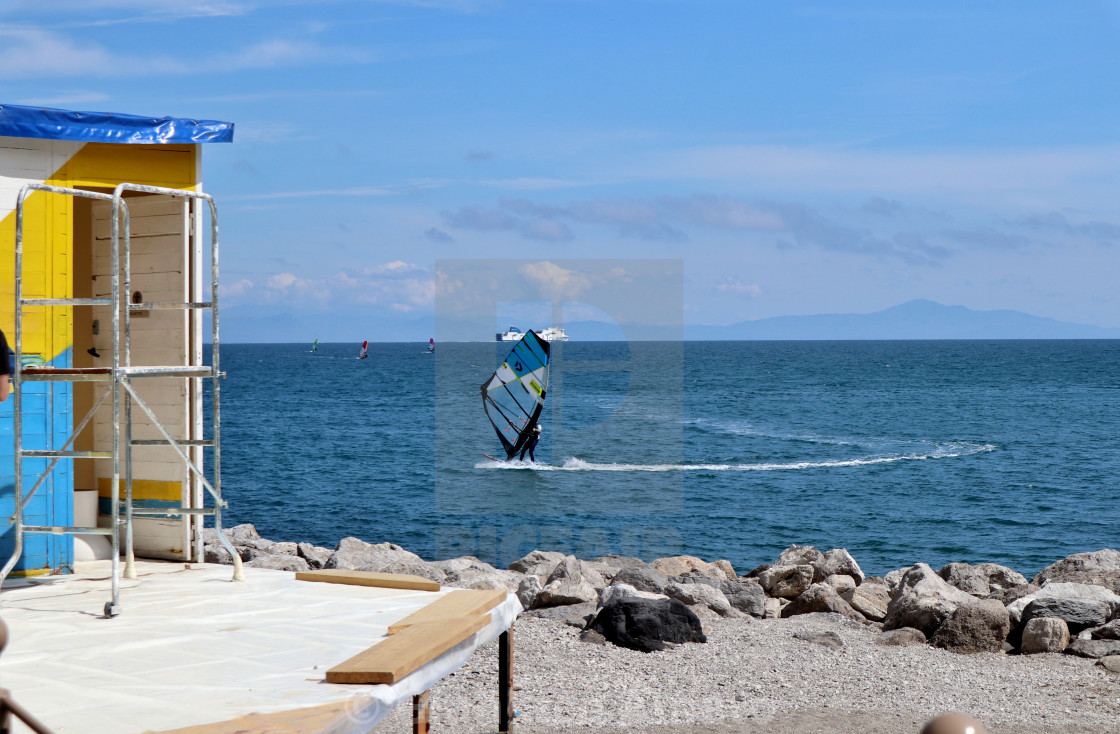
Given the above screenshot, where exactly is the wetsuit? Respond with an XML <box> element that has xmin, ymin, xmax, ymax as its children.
<box><xmin>520</xmin><ymin>425</ymin><xmax>542</xmax><ymax>462</ymax></box>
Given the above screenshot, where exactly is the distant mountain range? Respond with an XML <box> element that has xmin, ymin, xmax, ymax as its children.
<box><xmin>683</xmin><ymin>300</ymin><xmax>1120</xmax><ymax>340</ymax></box>
<box><xmin>215</xmin><ymin>300</ymin><xmax>1120</xmax><ymax>343</ymax></box>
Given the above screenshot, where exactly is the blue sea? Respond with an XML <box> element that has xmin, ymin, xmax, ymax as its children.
<box><xmin>213</xmin><ymin>340</ymin><xmax>1120</xmax><ymax>579</ymax></box>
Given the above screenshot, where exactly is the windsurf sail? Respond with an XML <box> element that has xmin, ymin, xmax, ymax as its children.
<box><xmin>428</xmin><ymin>338</ymin><xmax>435</xmax><ymax>353</ymax></box>
<box><xmin>481</xmin><ymin>330</ymin><xmax>550</xmax><ymax>460</ymax></box>
<box><xmin>311</xmin><ymin>339</ymin><xmax>318</xmax><ymax>353</ymax></box>
<box><xmin>358</xmin><ymin>340</ymin><xmax>368</xmax><ymax>359</ymax></box>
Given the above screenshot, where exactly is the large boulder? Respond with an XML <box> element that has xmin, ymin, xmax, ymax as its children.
<box><xmin>598</xmin><ymin>583</ymin><xmax>668</xmax><ymax>609</ymax></box>
<box><xmin>664</xmin><ymin>581</ymin><xmax>738</xmax><ymax>617</ymax></box>
<box><xmin>297</xmin><ymin>542</ymin><xmax>333</xmax><ymax>570</ymax></box>
<box><xmin>246</xmin><ymin>554</ymin><xmax>310</xmax><ymax>572</ymax></box>
<box><xmin>1021</xmin><ymin>617</ymin><xmax>1069</xmax><ymax>654</ymax></box>
<box><xmin>973</xmin><ymin>562</ymin><xmax>1028</xmax><ymax>592</ymax></box>
<box><xmin>929</xmin><ymin>599</ymin><xmax>1010</xmax><ymax>654</ymax></box>
<box><xmin>586</xmin><ymin>597</ymin><xmax>707</xmax><ymax>653</ymax></box>
<box><xmin>536</xmin><ymin>556</ymin><xmax>603</xmax><ymax>607</ymax></box>
<box><xmin>1031</xmin><ymin>549</ymin><xmax>1120</xmax><ymax>595</ymax></box>
<box><xmin>757</xmin><ymin>565</ymin><xmax>815</xmax><ymax>599</ymax></box>
<box><xmin>1065</xmin><ymin>638</ymin><xmax>1120</xmax><ymax>659</ymax></box>
<box><xmin>937</xmin><ymin>563</ymin><xmax>992</xmax><ymax>597</ymax></box>
<box><xmin>776</xmin><ymin>545</ymin><xmax>823</xmax><ymax>567</ymax></box>
<box><xmin>508</xmin><ymin>550</ymin><xmax>567</xmax><ymax>581</ymax></box>
<box><xmin>1020</xmin><ymin>597</ymin><xmax>1113</xmax><ymax>636</ymax></box>
<box><xmin>822</xmin><ymin>574</ymin><xmax>857</xmax><ymax>595</ymax></box>
<box><xmin>1090</xmin><ymin>619</ymin><xmax>1120</xmax><ymax>640</ymax></box>
<box><xmin>650</xmin><ymin>555</ymin><xmax>733</xmax><ymax>581</ymax></box>
<box><xmin>882</xmin><ymin>563</ymin><xmax>976</xmax><ymax>637</ymax></box>
<box><xmin>781</xmin><ymin>583</ymin><xmax>865</xmax><ymax>623</ymax></box>
<box><xmin>842</xmin><ymin>583</ymin><xmax>891</xmax><ymax>622</ymax></box>
<box><xmin>326</xmin><ymin>538</ymin><xmax>426</xmax><ymax>573</ymax></box>
<box><xmin>436</xmin><ymin>557</ymin><xmax>522</xmax><ymax>592</ymax></box>
<box><xmin>1006</xmin><ymin>582</ymin><xmax>1120</xmax><ymax>627</ymax></box>
<box><xmin>878</xmin><ymin>627</ymin><xmax>928</xmax><ymax>647</ymax></box>
<box><xmin>517</xmin><ymin>575</ymin><xmax>542</xmax><ymax>610</ymax></box>
<box><xmin>591</xmin><ymin>554</ymin><xmax>650</xmax><ymax>571</ymax></box>
<box><xmin>720</xmin><ymin>578</ymin><xmax>767</xmax><ymax>618</ymax></box>
<box><xmin>814</xmin><ymin>549</ymin><xmax>865</xmax><ymax>585</ymax></box>
<box><xmin>611</xmin><ymin>565</ymin><xmax>671</xmax><ymax>594</ymax></box>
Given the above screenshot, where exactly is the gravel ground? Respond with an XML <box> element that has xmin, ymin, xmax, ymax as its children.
<box><xmin>371</xmin><ymin>611</ymin><xmax>1120</xmax><ymax>734</ymax></box>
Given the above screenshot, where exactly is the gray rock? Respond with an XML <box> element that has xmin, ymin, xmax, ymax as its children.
<box><xmin>591</xmin><ymin>554</ymin><xmax>650</xmax><ymax>571</ymax></box>
<box><xmin>1064</xmin><ymin>638</ymin><xmax>1120</xmax><ymax>659</ymax></box>
<box><xmin>781</xmin><ymin>583</ymin><xmax>865</xmax><ymax>623</ymax></box>
<box><xmin>578</xmin><ymin>628</ymin><xmax>608</xmax><ymax>646</ymax></box>
<box><xmin>930</xmin><ymin>599</ymin><xmax>1010</xmax><ymax>654</ymax></box>
<box><xmin>204</xmin><ymin>543</ymin><xmax>238</xmax><ymax>565</ymax></box>
<box><xmin>763</xmin><ymin>598</ymin><xmax>782</xmax><ymax>619</ymax></box>
<box><xmin>436</xmin><ymin>557</ymin><xmax>522</xmax><ymax>592</ymax></box>
<box><xmin>986</xmin><ymin>582</ymin><xmax>1040</xmax><ymax>607</ymax></box>
<box><xmin>664</xmin><ymin>581</ymin><xmax>738</xmax><ymax>617</ymax></box>
<box><xmin>1021</xmin><ymin>597</ymin><xmax>1113</xmax><ymax>635</ymax></box>
<box><xmin>842</xmin><ymin>584</ymin><xmax>891</xmax><ymax>622</ymax></box>
<box><xmin>815</xmin><ymin>549</ymin><xmax>865</xmax><ymax>585</ymax></box>
<box><xmin>1006</xmin><ymin>582</ymin><xmax>1120</xmax><ymax>627</ymax></box>
<box><xmin>537</xmin><ymin>556</ymin><xmax>601</xmax><ymax>606</ymax></box>
<box><xmin>720</xmin><ymin>578</ymin><xmax>767</xmax><ymax>618</ymax></box>
<box><xmin>508</xmin><ymin>550</ymin><xmax>567</xmax><ymax>580</ymax></box>
<box><xmin>611</xmin><ymin>565</ymin><xmax>671</xmax><ymax>594</ymax></box>
<box><xmin>775</xmin><ymin>544</ymin><xmax>823</xmax><ymax>567</ymax></box>
<box><xmin>822</xmin><ymin>573</ymin><xmax>857</xmax><ymax>595</ymax></box>
<box><xmin>225</xmin><ymin>523</ymin><xmax>261</xmax><ymax>543</ymax></box>
<box><xmin>972</xmin><ymin>562</ymin><xmax>1028</xmax><ymax>592</ymax></box>
<box><xmin>517</xmin><ymin>574</ymin><xmax>542</xmax><ymax>610</ymax></box>
<box><xmin>245</xmin><ymin>554</ymin><xmax>310</xmax><ymax>572</ymax></box>
<box><xmin>675</xmin><ymin>572</ymin><xmax>721</xmax><ymax>589</ymax></box>
<box><xmin>937</xmin><ymin>563</ymin><xmax>991</xmax><ymax>597</ymax></box>
<box><xmin>882</xmin><ymin>563</ymin><xmax>976</xmax><ymax>636</ymax></box>
<box><xmin>650</xmin><ymin>555</ymin><xmax>733</xmax><ymax>581</ymax></box>
<box><xmin>878</xmin><ymin>627</ymin><xmax>928</xmax><ymax>646</ymax></box>
<box><xmin>1098</xmin><ymin>655</ymin><xmax>1120</xmax><ymax>673</ymax></box>
<box><xmin>1021</xmin><ymin>617</ymin><xmax>1069</xmax><ymax>654</ymax></box>
<box><xmin>269</xmin><ymin>541</ymin><xmax>298</xmax><ymax>556</ymax></box>
<box><xmin>325</xmin><ymin>537</ymin><xmax>426</xmax><ymax>572</ymax></box>
<box><xmin>598</xmin><ymin>583</ymin><xmax>668</xmax><ymax>609</ymax></box>
<box><xmin>1090</xmin><ymin>619</ymin><xmax>1120</xmax><ymax>640</ymax></box>
<box><xmin>757</xmin><ymin>565</ymin><xmax>815</xmax><ymax>599</ymax></box>
<box><xmin>525</xmin><ymin>601</ymin><xmax>596</xmax><ymax>623</ymax></box>
<box><xmin>884</xmin><ymin>568</ymin><xmax>907</xmax><ymax>596</ymax></box>
<box><xmin>793</xmin><ymin>630</ymin><xmax>845</xmax><ymax>650</ymax></box>
<box><xmin>1031</xmin><ymin>549</ymin><xmax>1120</xmax><ymax>595</ymax></box>
<box><xmin>297</xmin><ymin>542</ymin><xmax>332</xmax><ymax>570</ymax></box>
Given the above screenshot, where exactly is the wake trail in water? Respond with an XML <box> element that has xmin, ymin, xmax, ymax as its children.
<box><xmin>475</xmin><ymin>442</ymin><xmax>996</xmax><ymax>472</ymax></box>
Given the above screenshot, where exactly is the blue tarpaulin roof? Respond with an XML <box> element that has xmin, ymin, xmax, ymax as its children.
<box><xmin>0</xmin><ymin>104</ymin><xmax>234</xmax><ymax>144</ymax></box>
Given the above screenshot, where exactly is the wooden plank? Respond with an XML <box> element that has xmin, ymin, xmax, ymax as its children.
<box><xmin>388</xmin><ymin>589</ymin><xmax>507</xmax><ymax>635</ymax></box>
<box><xmin>295</xmin><ymin>569</ymin><xmax>440</xmax><ymax>592</ymax></box>
<box><xmin>147</xmin><ymin>699</ymin><xmax>355</xmax><ymax>733</ymax></box>
<box><xmin>326</xmin><ymin>615</ymin><xmax>491</xmax><ymax>685</ymax></box>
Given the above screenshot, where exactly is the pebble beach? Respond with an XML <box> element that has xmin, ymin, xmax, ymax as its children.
<box><xmin>370</xmin><ymin>611</ymin><xmax>1120</xmax><ymax>734</ymax></box>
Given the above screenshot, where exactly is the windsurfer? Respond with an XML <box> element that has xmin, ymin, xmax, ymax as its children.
<box><xmin>520</xmin><ymin>423</ymin><xmax>542</xmax><ymax>462</ymax></box>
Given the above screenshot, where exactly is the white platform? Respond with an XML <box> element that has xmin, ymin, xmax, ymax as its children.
<box><xmin>0</xmin><ymin>560</ymin><xmax>520</xmax><ymax>733</ymax></box>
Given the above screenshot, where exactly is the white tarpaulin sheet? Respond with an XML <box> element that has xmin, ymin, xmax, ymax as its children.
<box><xmin>0</xmin><ymin>560</ymin><xmax>521</xmax><ymax>733</ymax></box>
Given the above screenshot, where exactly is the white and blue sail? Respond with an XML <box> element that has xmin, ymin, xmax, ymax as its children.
<box><xmin>481</xmin><ymin>330</ymin><xmax>550</xmax><ymax>459</ymax></box>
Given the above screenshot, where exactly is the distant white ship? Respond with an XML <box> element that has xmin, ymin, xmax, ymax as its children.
<box><xmin>495</xmin><ymin>326</ymin><xmax>569</xmax><ymax>342</ymax></box>
<box><xmin>534</xmin><ymin>326</ymin><xmax>569</xmax><ymax>342</ymax></box>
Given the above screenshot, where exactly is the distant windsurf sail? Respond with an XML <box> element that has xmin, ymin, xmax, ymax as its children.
<box><xmin>311</xmin><ymin>339</ymin><xmax>318</xmax><ymax>353</ymax></box>
<box><xmin>481</xmin><ymin>330</ymin><xmax>550</xmax><ymax>460</ymax></box>
<box><xmin>428</xmin><ymin>338</ymin><xmax>435</xmax><ymax>353</ymax></box>
<box><xmin>358</xmin><ymin>340</ymin><xmax>368</xmax><ymax>359</ymax></box>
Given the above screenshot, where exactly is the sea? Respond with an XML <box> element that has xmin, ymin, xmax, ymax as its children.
<box><xmin>212</xmin><ymin>340</ymin><xmax>1120</xmax><ymax>579</ymax></box>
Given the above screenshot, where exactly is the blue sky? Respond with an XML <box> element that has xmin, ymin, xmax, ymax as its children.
<box><xmin>4</xmin><ymin>1</ymin><xmax>1120</xmax><ymax>338</ymax></box>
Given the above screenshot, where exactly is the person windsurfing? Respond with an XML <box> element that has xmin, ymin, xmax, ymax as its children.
<box><xmin>519</xmin><ymin>423</ymin><xmax>542</xmax><ymax>462</ymax></box>
<box><xmin>428</xmin><ymin>338</ymin><xmax>435</xmax><ymax>353</ymax></box>
<box><xmin>358</xmin><ymin>340</ymin><xmax>369</xmax><ymax>359</ymax></box>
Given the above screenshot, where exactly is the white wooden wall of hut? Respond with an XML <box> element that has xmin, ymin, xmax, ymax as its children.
<box><xmin>89</xmin><ymin>194</ymin><xmax>193</xmax><ymax>560</ymax></box>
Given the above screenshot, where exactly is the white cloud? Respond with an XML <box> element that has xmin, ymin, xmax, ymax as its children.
<box><xmin>716</xmin><ymin>279</ymin><xmax>763</xmax><ymax>297</ymax></box>
<box><xmin>267</xmin><ymin>272</ymin><xmax>298</xmax><ymax>289</ymax></box>
<box><xmin>519</xmin><ymin>261</ymin><xmax>591</xmax><ymax>301</ymax></box>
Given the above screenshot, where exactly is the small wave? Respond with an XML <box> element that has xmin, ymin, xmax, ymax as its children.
<box><xmin>475</xmin><ymin>443</ymin><xmax>996</xmax><ymax>472</ymax></box>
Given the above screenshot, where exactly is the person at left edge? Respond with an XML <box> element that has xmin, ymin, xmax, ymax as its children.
<box><xmin>519</xmin><ymin>423</ymin><xmax>542</xmax><ymax>462</ymax></box>
<box><xmin>0</xmin><ymin>328</ymin><xmax>11</xmax><ymax>402</ymax></box>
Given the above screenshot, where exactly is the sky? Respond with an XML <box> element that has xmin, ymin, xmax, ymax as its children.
<box><xmin>3</xmin><ymin>1</ymin><xmax>1120</xmax><ymax>339</ymax></box>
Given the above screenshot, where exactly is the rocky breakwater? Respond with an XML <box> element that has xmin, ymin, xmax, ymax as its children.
<box><xmin>204</xmin><ymin>527</ymin><xmax>1120</xmax><ymax>672</ymax></box>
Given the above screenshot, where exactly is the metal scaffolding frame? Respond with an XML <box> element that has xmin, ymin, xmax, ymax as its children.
<box><xmin>2</xmin><ymin>182</ymin><xmax>243</xmax><ymax>618</ymax></box>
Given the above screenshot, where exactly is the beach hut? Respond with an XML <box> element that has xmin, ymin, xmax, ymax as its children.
<box><xmin>0</xmin><ymin>103</ymin><xmax>234</xmax><ymax>579</ymax></box>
